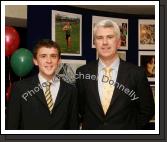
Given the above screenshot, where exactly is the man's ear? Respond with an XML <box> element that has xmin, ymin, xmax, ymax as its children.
<box><xmin>58</xmin><ymin>58</ymin><xmax>61</xmax><ymax>65</ymax></box>
<box><xmin>33</xmin><ymin>58</ymin><xmax>38</xmax><ymax>66</ymax></box>
<box><xmin>116</xmin><ymin>39</ymin><xmax>121</xmax><ymax>49</ymax></box>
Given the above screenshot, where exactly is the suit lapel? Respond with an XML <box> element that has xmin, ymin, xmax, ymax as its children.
<box><xmin>52</xmin><ymin>79</ymin><xmax>66</xmax><ymax>110</ymax></box>
<box><xmin>106</xmin><ymin>60</ymin><xmax>127</xmax><ymax>115</ymax></box>
<box><xmin>89</xmin><ymin>61</ymin><xmax>105</xmax><ymax>114</ymax></box>
<box><xmin>32</xmin><ymin>76</ymin><xmax>48</xmax><ymax>108</ymax></box>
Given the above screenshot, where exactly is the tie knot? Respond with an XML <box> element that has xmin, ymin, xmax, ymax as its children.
<box><xmin>104</xmin><ymin>67</ymin><xmax>112</xmax><ymax>74</ymax></box>
<box><xmin>45</xmin><ymin>81</ymin><xmax>51</xmax><ymax>88</ymax></box>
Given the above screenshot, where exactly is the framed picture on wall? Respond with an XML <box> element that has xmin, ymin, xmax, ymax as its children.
<box><xmin>52</xmin><ymin>10</ymin><xmax>82</xmax><ymax>56</ymax></box>
<box><xmin>92</xmin><ymin>16</ymin><xmax>128</xmax><ymax>50</ymax></box>
<box><xmin>56</xmin><ymin>59</ymin><xmax>86</xmax><ymax>85</ymax></box>
<box><xmin>138</xmin><ymin>51</ymin><xmax>155</xmax><ymax>81</ymax></box>
<box><xmin>117</xmin><ymin>51</ymin><xmax>126</xmax><ymax>61</ymax></box>
<box><xmin>150</xmin><ymin>84</ymin><xmax>155</xmax><ymax>102</ymax></box>
<box><xmin>138</xmin><ymin>19</ymin><xmax>155</xmax><ymax>50</ymax></box>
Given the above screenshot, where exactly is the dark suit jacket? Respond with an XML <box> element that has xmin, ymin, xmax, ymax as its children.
<box><xmin>6</xmin><ymin>75</ymin><xmax>78</xmax><ymax>130</ymax></box>
<box><xmin>76</xmin><ymin>60</ymin><xmax>155</xmax><ymax>130</ymax></box>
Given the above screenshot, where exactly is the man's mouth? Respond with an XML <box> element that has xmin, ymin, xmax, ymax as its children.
<box><xmin>101</xmin><ymin>47</ymin><xmax>111</xmax><ymax>51</ymax></box>
<box><xmin>45</xmin><ymin>66</ymin><xmax>53</xmax><ymax>70</ymax></box>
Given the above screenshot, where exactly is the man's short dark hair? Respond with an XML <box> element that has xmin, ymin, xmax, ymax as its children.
<box><xmin>33</xmin><ymin>39</ymin><xmax>61</xmax><ymax>59</ymax></box>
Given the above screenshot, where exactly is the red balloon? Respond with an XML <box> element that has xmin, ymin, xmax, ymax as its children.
<box><xmin>6</xmin><ymin>84</ymin><xmax>12</xmax><ymax>101</ymax></box>
<box><xmin>5</xmin><ymin>26</ymin><xmax>20</xmax><ymax>56</ymax></box>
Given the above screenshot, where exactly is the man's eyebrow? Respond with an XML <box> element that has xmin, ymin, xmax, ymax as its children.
<box><xmin>39</xmin><ymin>53</ymin><xmax>58</xmax><ymax>56</ymax></box>
<box><xmin>39</xmin><ymin>54</ymin><xmax>46</xmax><ymax>55</ymax></box>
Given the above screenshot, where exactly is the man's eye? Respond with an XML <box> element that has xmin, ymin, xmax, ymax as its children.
<box><xmin>108</xmin><ymin>35</ymin><xmax>114</xmax><ymax>38</ymax></box>
<box><xmin>51</xmin><ymin>55</ymin><xmax>58</xmax><ymax>58</ymax></box>
<box><xmin>40</xmin><ymin>55</ymin><xmax>46</xmax><ymax>58</ymax></box>
<box><xmin>96</xmin><ymin>36</ymin><xmax>103</xmax><ymax>40</ymax></box>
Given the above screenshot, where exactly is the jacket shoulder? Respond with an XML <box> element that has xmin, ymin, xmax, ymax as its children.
<box><xmin>60</xmin><ymin>78</ymin><xmax>77</xmax><ymax>90</ymax></box>
<box><xmin>12</xmin><ymin>75</ymin><xmax>38</xmax><ymax>87</ymax></box>
<box><xmin>120</xmin><ymin>60</ymin><xmax>146</xmax><ymax>77</ymax></box>
<box><xmin>76</xmin><ymin>60</ymin><xmax>98</xmax><ymax>72</ymax></box>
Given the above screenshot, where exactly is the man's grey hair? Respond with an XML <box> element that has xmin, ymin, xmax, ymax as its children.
<box><xmin>93</xmin><ymin>19</ymin><xmax>121</xmax><ymax>40</ymax></box>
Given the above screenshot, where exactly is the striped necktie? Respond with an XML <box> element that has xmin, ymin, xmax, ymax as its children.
<box><xmin>44</xmin><ymin>82</ymin><xmax>54</xmax><ymax>113</ymax></box>
<box><xmin>101</xmin><ymin>67</ymin><xmax>114</xmax><ymax>114</ymax></box>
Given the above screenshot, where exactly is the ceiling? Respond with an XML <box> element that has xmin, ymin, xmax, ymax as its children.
<box><xmin>72</xmin><ymin>5</ymin><xmax>155</xmax><ymax>15</ymax></box>
<box><xmin>5</xmin><ymin>5</ymin><xmax>154</xmax><ymax>28</ymax></box>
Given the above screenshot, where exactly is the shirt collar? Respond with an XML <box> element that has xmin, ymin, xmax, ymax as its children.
<box><xmin>38</xmin><ymin>73</ymin><xmax>59</xmax><ymax>86</ymax></box>
<box><xmin>98</xmin><ymin>56</ymin><xmax>120</xmax><ymax>72</ymax></box>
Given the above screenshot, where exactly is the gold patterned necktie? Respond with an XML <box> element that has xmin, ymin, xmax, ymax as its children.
<box><xmin>101</xmin><ymin>67</ymin><xmax>114</xmax><ymax>114</ymax></box>
<box><xmin>44</xmin><ymin>82</ymin><xmax>54</xmax><ymax>113</ymax></box>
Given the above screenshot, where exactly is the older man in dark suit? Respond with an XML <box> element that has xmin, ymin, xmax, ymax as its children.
<box><xmin>76</xmin><ymin>19</ymin><xmax>154</xmax><ymax>130</ymax></box>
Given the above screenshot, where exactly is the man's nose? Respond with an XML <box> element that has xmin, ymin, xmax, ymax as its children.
<box><xmin>103</xmin><ymin>37</ymin><xmax>108</xmax><ymax>45</ymax></box>
<box><xmin>46</xmin><ymin>57</ymin><xmax>52</xmax><ymax>62</ymax></box>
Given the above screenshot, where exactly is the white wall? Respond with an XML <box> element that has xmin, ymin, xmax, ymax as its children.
<box><xmin>5</xmin><ymin>5</ymin><xmax>27</xmax><ymax>19</ymax></box>
<box><xmin>5</xmin><ymin>5</ymin><xmax>27</xmax><ymax>27</ymax></box>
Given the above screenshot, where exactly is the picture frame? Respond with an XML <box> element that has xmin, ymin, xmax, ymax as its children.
<box><xmin>138</xmin><ymin>19</ymin><xmax>155</xmax><ymax>50</ymax></box>
<box><xmin>56</xmin><ymin>59</ymin><xmax>86</xmax><ymax>85</ymax></box>
<box><xmin>150</xmin><ymin>84</ymin><xmax>155</xmax><ymax>102</ymax></box>
<box><xmin>138</xmin><ymin>51</ymin><xmax>155</xmax><ymax>81</ymax></box>
<box><xmin>150</xmin><ymin>84</ymin><xmax>155</xmax><ymax>122</ymax></box>
<box><xmin>52</xmin><ymin>10</ymin><xmax>82</xmax><ymax>56</ymax></box>
<box><xmin>117</xmin><ymin>51</ymin><xmax>126</xmax><ymax>61</ymax></box>
<box><xmin>92</xmin><ymin>16</ymin><xmax>128</xmax><ymax>50</ymax></box>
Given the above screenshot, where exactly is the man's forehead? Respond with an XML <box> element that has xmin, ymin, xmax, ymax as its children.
<box><xmin>96</xmin><ymin>27</ymin><xmax>114</xmax><ymax>32</ymax></box>
<box><xmin>37</xmin><ymin>47</ymin><xmax>58</xmax><ymax>54</ymax></box>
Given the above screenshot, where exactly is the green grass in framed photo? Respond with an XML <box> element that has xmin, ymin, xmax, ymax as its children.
<box><xmin>52</xmin><ymin>10</ymin><xmax>82</xmax><ymax>56</ymax></box>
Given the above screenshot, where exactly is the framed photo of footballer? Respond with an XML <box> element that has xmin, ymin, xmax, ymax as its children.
<box><xmin>52</xmin><ymin>10</ymin><xmax>82</xmax><ymax>56</ymax></box>
<box><xmin>92</xmin><ymin>15</ymin><xmax>128</xmax><ymax>50</ymax></box>
<box><xmin>138</xmin><ymin>19</ymin><xmax>155</xmax><ymax>50</ymax></box>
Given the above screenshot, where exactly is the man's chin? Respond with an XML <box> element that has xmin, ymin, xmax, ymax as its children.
<box><xmin>99</xmin><ymin>54</ymin><xmax>112</xmax><ymax>58</ymax></box>
<box><xmin>44</xmin><ymin>71</ymin><xmax>55</xmax><ymax>77</ymax></box>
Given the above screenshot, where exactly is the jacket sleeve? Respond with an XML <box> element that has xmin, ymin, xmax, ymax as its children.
<box><xmin>75</xmin><ymin>68</ymin><xmax>86</xmax><ymax>127</ymax></box>
<box><xmin>6</xmin><ymin>82</ymin><xmax>21</xmax><ymax>130</ymax></box>
<box><xmin>68</xmin><ymin>85</ymin><xmax>79</xmax><ymax>129</ymax></box>
<box><xmin>136</xmin><ymin>68</ymin><xmax>155</xmax><ymax>129</ymax></box>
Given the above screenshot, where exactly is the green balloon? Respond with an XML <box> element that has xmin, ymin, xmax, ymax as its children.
<box><xmin>10</xmin><ymin>48</ymin><xmax>34</xmax><ymax>77</ymax></box>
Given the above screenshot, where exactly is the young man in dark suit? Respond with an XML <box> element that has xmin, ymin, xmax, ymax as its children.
<box><xmin>6</xmin><ymin>39</ymin><xmax>78</xmax><ymax>130</ymax></box>
<box><xmin>76</xmin><ymin>19</ymin><xmax>155</xmax><ymax>130</ymax></box>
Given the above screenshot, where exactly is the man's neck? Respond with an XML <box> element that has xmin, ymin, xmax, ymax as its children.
<box><xmin>100</xmin><ymin>54</ymin><xmax>118</xmax><ymax>67</ymax></box>
<box><xmin>39</xmin><ymin>72</ymin><xmax>54</xmax><ymax>82</ymax></box>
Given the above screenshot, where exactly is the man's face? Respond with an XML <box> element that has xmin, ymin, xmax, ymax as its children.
<box><xmin>33</xmin><ymin>47</ymin><xmax>60</xmax><ymax>80</ymax></box>
<box><xmin>94</xmin><ymin>27</ymin><xmax>121</xmax><ymax>60</ymax></box>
